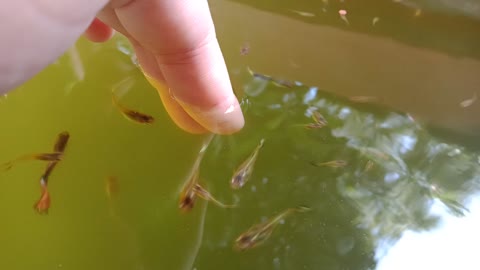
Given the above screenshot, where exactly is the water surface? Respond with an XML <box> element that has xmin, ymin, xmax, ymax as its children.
<box><xmin>1</xmin><ymin>0</ymin><xmax>480</xmax><ymax>269</ymax></box>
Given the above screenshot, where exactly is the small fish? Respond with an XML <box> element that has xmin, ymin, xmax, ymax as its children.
<box><xmin>290</xmin><ymin>111</ymin><xmax>327</xmax><ymax>129</ymax></box>
<box><xmin>234</xmin><ymin>206</ymin><xmax>311</xmax><ymax>251</ymax></box>
<box><xmin>41</xmin><ymin>132</ymin><xmax>70</xmax><ymax>184</ymax></box>
<box><xmin>290</xmin><ymin>122</ymin><xmax>325</xmax><ymax>130</ymax></box>
<box><xmin>34</xmin><ymin>179</ymin><xmax>50</xmax><ymax>215</ymax></box>
<box><xmin>112</xmin><ymin>90</ymin><xmax>155</xmax><ymax>125</ymax></box>
<box><xmin>360</xmin><ymin>147</ymin><xmax>390</xmax><ymax>160</ymax></box>
<box><xmin>1</xmin><ymin>152</ymin><xmax>63</xmax><ymax>171</ymax></box>
<box><xmin>247</xmin><ymin>67</ymin><xmax>292</xmax><ymax>88</ymax></box>
<box><xmin>364</xmin><ymin>160</ymin><xmax>374</xmax><ymax>172</ymax></box>
<box><xmin>231</xmin><ymin>139</ymin><xmax>265</xmax><ymax>189</ymax></box>
<box><xmin>304</xmin><ymin>123</ymin><xmax>325</xmax><ymax>129</ymax></box>
<box><xmin>372</xmin><ymin>17</ymin><xmax>380</xmax><ymax>26</ymax></box>
<box><xmin>179</xmin><ymin>168</ymin><xmax>200</xmax><ymax>212</ymax></box>
<box><xmin>247</xmin><ymin>66</ymin><xmax>270</xmax><ymax>80</ymax></box>
<box><xmin>179</xmin><ymin>134</ymin><xmax>215</xmax><ymax>212</ymax></box>
<box><xmin>240</xmin><ymin>43</ymin><xmax>250</xmax><ymax>56</ymax></box>
<box><xmin>33</xmin><ymin>132</ymin><xmax>70</xmax><ymax>214</ymax></box>
<box><xmin>271</xmin><ymin>79</ymin><xmax>294</xmax><ymax>88</ymax></box>
<box><xmin>311</xmin><ymin>160</ymin><xmax>347</xmax><ymax>168</ymax></box>
<box><xmin>194</xmin><ymin>184</ymin><xmax>236</xmax><ymax>209</ymax></box>
<box><xmin>349</xmin><ymin>96</ymin><xmax>379</xmax><ymax>103</ymax></box>
<box><xmin>460</xmin><ymin>93</ymin><xmax>477</xmax><ymax>108</ymax></box>
<box><xmin>312</xmin><ymin>111</ymin><xmax>328</xmax><ymax>126</ymax></box>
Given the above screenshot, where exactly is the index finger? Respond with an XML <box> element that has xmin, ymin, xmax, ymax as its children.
<box><xmin>111</xmin><ymin>0</ymin><xmax>244</xmax><ymax>134</ymax></box>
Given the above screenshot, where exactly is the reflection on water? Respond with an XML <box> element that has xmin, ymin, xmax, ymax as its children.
<box><xmin>0</xmin><ymin>0</ymin><xmax>479</xmax><ymax>269</ymax></box>
<box><xmin>378</xmin><ymin>198</ymin><xmax>480</xmax><ymax>270</ymax></box>
<box><xmin>212</xmin><ymin>0</ymin><xmax>480</xmax><ymax>137</ymax></box>
<box><xmin>192</xmin><ymin>70</ymin><xmax>480</xmax><ymax>270</ymax></box>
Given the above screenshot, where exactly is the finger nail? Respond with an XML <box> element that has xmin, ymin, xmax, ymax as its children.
<box><xmin>177</xmin><ymin>95</ymin><xmax>245</xmax><ymax>135</ymax></box>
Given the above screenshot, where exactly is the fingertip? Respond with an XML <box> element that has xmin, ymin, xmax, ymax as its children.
<box><xmin>84</xmin><ymin>18</ymin><xmax>115</xmax><ymax>43</ymax></box>
<box><xmin>178</xmin><ymin>95</ymin><xmax>245</xmax><ymax>135</ymax></box>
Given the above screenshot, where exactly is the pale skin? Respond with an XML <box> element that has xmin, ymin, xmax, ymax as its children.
<box><xmin>0</xmin><ymin>0</ymin><xmax>245</xmax><ymax>135</ymax></box>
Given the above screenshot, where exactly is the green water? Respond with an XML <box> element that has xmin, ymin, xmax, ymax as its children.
<box><xmin>1</xmin><ymin>0</ymin><xmax>480</xmax><ymax>269</ymax></box>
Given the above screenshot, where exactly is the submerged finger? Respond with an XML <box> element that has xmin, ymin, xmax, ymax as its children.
<box><xmin>145</xmin><ymin>75</ymin><xmax>207</xmax><ymax>134</ymax></box>
<box><xmin>112</xmin><ymin>0</ymin><xmax>245</xmax><ymax>134</ymax></box>
<box><xmin>134</xmin><ymin>43</ymin><xmax>207</xmax><ymax>134</ymax></box>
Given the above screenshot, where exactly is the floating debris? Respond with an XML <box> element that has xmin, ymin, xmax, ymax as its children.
<box><xmin>372</xmin><ymin>17</ymin><xmax>380</xmax><ymax>26</ymax></box>
<box><xmin>460</xmin><ymin>93</ymin><xmax>477</xmax><ymax>108</ymax></box>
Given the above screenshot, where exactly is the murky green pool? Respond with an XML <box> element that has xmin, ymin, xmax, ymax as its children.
<box><xmin>1</xmin><ymin>0</ymin><xmax>480</xmax><ymax>269</ymax></box>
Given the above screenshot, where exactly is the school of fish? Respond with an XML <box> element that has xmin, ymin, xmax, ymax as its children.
<box><xmin>2</xmin><ymin>61</ymin><xmax>418</xmax><ymax>253</ymax></box>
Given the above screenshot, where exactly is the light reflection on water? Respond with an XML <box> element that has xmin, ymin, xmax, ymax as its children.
<box><xmin>192</xmin><ymin>66</ymin><xmax>480</xmax><ymax>269</ymax></box>
<box><xmin>1</xmin><ymin>0</ymin><xmax>479</xmax><ymax>269</ymax></box>
<box><xmin>377</xmin><ymin>197</ymin><xmax>480</xmax><ymax>270</ymax></box>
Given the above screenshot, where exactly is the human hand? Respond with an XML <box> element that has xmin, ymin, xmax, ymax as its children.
<box><xmin>0</xmin><ymin>0</ymin><xmax>244</xmax><ymax>134</ymax></box>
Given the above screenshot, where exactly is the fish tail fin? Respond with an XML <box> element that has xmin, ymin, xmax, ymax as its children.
<box><xmin>225</xmin><ymin>203</ymin><xmax>238</xmax><ymax>209</ymax></box>
<box><xmin>33</xmin><ymin>186</ymin><xmax>50</xmax><ymax>215</ymax></box>
<box><xmin>211</xmin><ymin>198</ymin><xmax>237</xmax><ymax>209</ymax></box>
<box><xmin>111</xmin><ymin>91</ymin><xmax>128</xmax><ymax>115</ymax></box>
<box><xmin>195</xmin><ymin>184</ymin><xmax>236</xmax><ymax>209</ymax></box>
<box><xmin>111</xmin><ymin>87</ymin><xmax>126</xmax><ymax>109</ymax></box>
